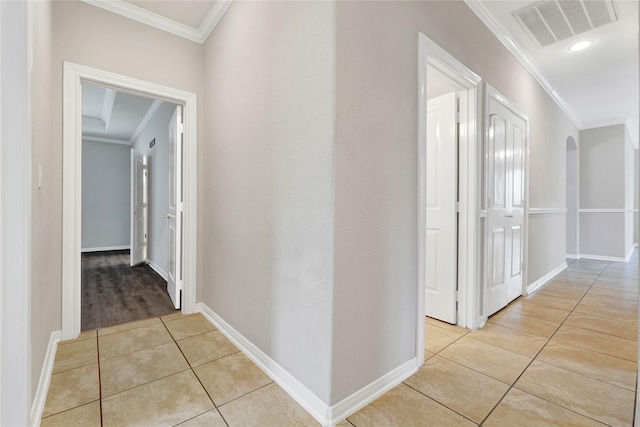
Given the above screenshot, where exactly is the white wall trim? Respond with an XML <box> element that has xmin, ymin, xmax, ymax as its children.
<box><xmin>528</xmin><ymin>208</ymin><xmax>568</xmax><ymax>214</ymax></box>
<box><xmin>0</xmin><ymin>1</ymin><xmax>33</xmax><ymax>424</ymax></box>
<box><xmin>81</xmin><ymin>245</ymin><xmax>130</xmax><ymax>253</ymax></box>
<box><xmin>147</xmin><ymin>260</ymin><xmax>168</xmax><ymax>281</ymax></box>
<box><xmin>197</xmin><ymin>303</ymin><xmax>418</xmax><ymax>427</ymax></box>
<box><xmin>463</xmin><ymin>0</ymin><xmax>583</xmax><ymax>129</ymax></box>
<box><xmin>565</xmin><ymin>253</ymin><xmax>580</xmax><ymax>259</ymax></box>
<box><xmin>579</xmin><ymin>253</ymin><xmax>629</xmax><ymax>263</ymax></box>
<box><xmin>80</xmin><ymin>0</ymin><xmax>232</xmax><ymax>44</ymax></box>
<box><xmin>579</xmin><ymin>208</ymin><xmax>634</xmax><ymax>213</ymax></box>
<box><xmin>62</xmin><ymin>62</ymin><xmax>198</xmax><ymax>340</ymax></box>
<box><xmin>30</xmin><ymin>331</ymin><xmax>61</xmax><ymax>427</ymax></box>
<box><xmin>526</xmin><ymin>262</ymin><xmax>567</xmax><ymax>294</ymax></box>
<box><xmin>82</xmin><ymin>135</ymin><xmax>131</xmax><ymax>146</ymax></box>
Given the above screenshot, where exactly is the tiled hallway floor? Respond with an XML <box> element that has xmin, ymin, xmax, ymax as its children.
<box><xmin>42</xmin><ymin>255</ymin><xmax>638</xmax><ymax>426</ymax></box>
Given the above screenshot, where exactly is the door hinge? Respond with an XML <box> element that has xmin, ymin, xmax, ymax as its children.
<box><xmin>455</xmin><ymin>290</ymin><xmax>460</xmax><ymax>302</ymax></box>
<box><xmin>456</xmin><ymin>201</ymin><xmax>461</xmax><ymax>213</ymax></box>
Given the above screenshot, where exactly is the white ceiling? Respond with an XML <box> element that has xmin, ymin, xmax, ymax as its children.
<box><xmin>83</xmin><ymin>0</ymin><xmax>639</xmax><ymax>147</ymax></box>
<box><xmin>469</xmin><ymin>0</ymin><xmax>639</xmax><ymax>146</ymax></box>
<box><xmin>82</xmin><ymin>83</ymin><xmax>163</xmax><ymax>145</ymax></box>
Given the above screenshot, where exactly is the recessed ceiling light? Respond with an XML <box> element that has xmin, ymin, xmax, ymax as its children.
<box><xmin>569</xmin><ymin>41</ymin><xmax>592</xmax><ymax>51</ymax></box>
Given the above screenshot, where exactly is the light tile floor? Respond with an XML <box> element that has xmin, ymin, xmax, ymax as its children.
<box><xmin>42</xmin><ymin>254</ymin><xmax>638</xmax><ymax>426</ymax></box>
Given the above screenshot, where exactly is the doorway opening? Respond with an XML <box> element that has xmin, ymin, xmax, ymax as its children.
<box><xmin>418</xmin><ymin>33</ymin><xmax>482</xmax><ymax>364</ymax></box>
<box><xmin>62</xmin><ymin>63</ymin><xmax>198</xmax><ymax>340</ymax></box>
<box><xmin>80</xmin><ymin>83</ymin><xmax>181</xmax><ymax>330</ymax></box>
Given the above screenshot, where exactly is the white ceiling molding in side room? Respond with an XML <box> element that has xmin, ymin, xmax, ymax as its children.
<box><xmin>82</xmin><ymin>135</ymin><xmax>132</xmax><ymax>146</ymax></box>
<box><xmin>81</xmin><ymin>0</ymin><xmax>233</xmax><ymax>44</ymax></box>
<box><xmin>464</xmin><ymin>0</ymin><xmax>584</xmax><ymax>129</ymax></box>
<box><xmin>130</xmin><ymin>99</ymin><xmax>163</xmax><ymax>144</ymax></box>
<box><xmin>101</xmin><ymin>88</ymin><xmax>116</xmax><ymax>133</ymax></box>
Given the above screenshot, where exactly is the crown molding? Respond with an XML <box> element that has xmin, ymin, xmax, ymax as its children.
<box><xmin>81</xmin><ymin>0</ymin><xmax>232</xmax><ymax>44</ymax></box>
<box><xmin>130</xmin><ymin>99</ymin><xmax>163</xmax><ymax>144</ymax></box>
<box><xmin>82</xmin><ymin>135</ymin><xmax>132</xmax><ymax>146</ymax></box>
<box><xmin>463</xmin><ymin>0</ymin><xmax>584</xmax><ymax>129</ymax></box>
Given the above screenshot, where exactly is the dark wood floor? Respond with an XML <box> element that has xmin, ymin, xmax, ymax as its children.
<box><xmin>81</xmin><ymin>250</ymin><xmax>178</xmax><ymax>330</ymax></box>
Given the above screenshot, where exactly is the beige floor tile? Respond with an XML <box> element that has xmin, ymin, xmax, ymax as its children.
<box><xmin>100</xmin><ymin>341</ymin><xmax>190</xmax><ymax>397</ymax></box>
<box><xmin>545</xmin><ymin>279</ymin><xmax>592</xmax><ymax>289</ymax></box>
<box><xmin>425</xmin><ymin>323</ymin><xmax>465</xmax><ymax>353</ymax></box>
<box><xmin>564</xmin><ymin>312</ymin><xmax>638</xmax><ymax>340</ymax></box>
<box><xmin>335</xmin><ymin>420</ymin><xmax>355</xmax><ymax>427</ymax></box>
<box><xmin>176</xmin><ymin>409</ymin><xmax>228</xmax><ymax>427</ymax></box>
<box><xmin>102</xmin><ymin>370</ymin><xmax>214</xmax><ymax>427</ymax></box>
<box><xmin>42</xmin><ymin>363</ymin><xmax>99</xmax><ymax>418</ymax></box>
<box><xmin>161</xmin><ymin>311</ymin><xmax>188</xmax><ymax>322</ymax></box>
<box><xmin>587</xmin><ymin>286</ymin><xmax>637</xmax><ymax>300</ymax></box>
<box><xmin>467</xmin><ymin>323</ymin><xmax>548</xmax><ymax>358</ymax></box>
<box><xmin>578</xmin><ymin>294</ymin><xmax>637</xmax><ymax>311</ymax></box>
<box><xmin>601</xmin><ymin>269</ymin><xmax>638</xmax><ymax>280</ymax></box>
<box><xmin>439</xmin><ymin>336</ymin><xmax>531</xmax><ymax>384</ymax></box>
<box><xmin>61</xmin><ymin>329</ymin><xmax>97</xmax><ymax>344</ymax></box>
<box><xmin>515</xmin><ymin>361</ymin><xmax>635</xmax><ymax>426</ymax></box>
<box><xmin>597</xmin><ymin>276</ymin><xmax>638</xmax><ymax>286</ymax></box>
<box><xmin>550</xmin><ymin>325</ymin><xmax>637</xmax><ymax>362</ymax></box>
<box><xmin>194</xmin><ymin>352</ymin><xmax>272</xmax><ymax>406</ymax></box>
<box><xmin>534</xmin><ymin>285</ymin><xmax>588</xmax><ymax>300</ymax></box>
<box><xmin>165</xmin><ymin>313</ymin><xmax>217</xmax><ymax>340</ymax></box>
<box><xmin>509</xmin><ymin>300</ymin><xmax>570</xmax><ymax>323</ymax></box>
<box><xmin>347</xmin><ymin>383</ymin><xmax>475</xmax><ymax>427</ymax></box>
<box><xmin>566</xmin><ymin>264</ymin><xmax>606</xmax><ymax>274</ymax></box>
<box><xmin>553</xmin><ymin>271</ymin><xmax>598</xmax><ymax>282</ymax></box>
<box><xmin>425</xmin><ymin>317</ymin><xmax>468</xmax><ymax>335</ymax></box>
<box><xmin>537</xmin><ymin>341</ymin><xmax>637</xmax><ymax>390</ymax></box>
<box><xmin>218</xmin><ymin>382</ymin><xmax>320</xmax><ymax>426</ymax></box>
<box><xmin>177</xmin><ymin>330</ymin><xmax>239</xmax><ymax>367</ymax></box>
<box><xmin>573</xmin><ymin>302</ymin><xmax>637</xmax><ymax>324</ymax></box>
<box><xmin>404</xmin><ymin>355</ymin><xmax>509</xmax><ymax>423</ymax></box>
<box><xmin>489</xmin><ymin>309</ymin><xmax>560</xmax><ymax>338</ymax></box>
<box><xmin>484</xmin><ymin>388</ymin><xmax>606</xmax><ymax>427</ymax></box>
<box><xmin>52</xmin><ymin>338</ymin><xmax>97</xmax><ymax>374</ymax></box>
<box><xmin>40</xmin><ymin>401</ymin><xmax>101</xmax><ymax>427</ymax></box>
<box><xmin>98</xmin><ymin>316</ymin><xmax>161</xmax><ymax>336</ymax></box>
<box><xmin>591</xmin><ymin>280</ymin><xmax>638</xmax><ymax>291</ymax></box>
<box><xmin>424</xmin><ymin>350</ymin><xmax>435</xmax><ymax>361</ymax></box>
<box><xmin>523</xmin><ymin>292</ymin><xmax>579</xmax><ymax>310</ymax></box>
<box><xmin>98</xmin><ymin>323</ymin><xmax>173</xmax><ymax>360</ymax></box>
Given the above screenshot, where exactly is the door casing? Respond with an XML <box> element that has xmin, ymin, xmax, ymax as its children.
<box><xmin>418</xmin><ymin>33</ymin><xmax>482</xmax><ymax>365</ymax></box>
<box><xmin>62</xmin><ymin>62</ymin><xmax>198</xmax><ymax>340</ymax></box>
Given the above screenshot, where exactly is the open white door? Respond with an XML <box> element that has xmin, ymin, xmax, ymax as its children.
<box><xmin>165</xmin><ymin>106</ymin><xmax>183</xmax><ymax>309</ymax></box>
<box><xmin>486</xmin><ymin>94</ymin><xmax>527</xmax><ymax>316</ymax></box>
<box><xmin>130</xmin><ymin>150</ymin><xmax>147</xmax><ymax>266</ymax></box>
<box><xmin>425</xmin><ymin>92</ymin><xmax>458</xmax><ymax>324</ymax></box>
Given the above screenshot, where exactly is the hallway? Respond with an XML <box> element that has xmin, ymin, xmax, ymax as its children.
<box><xmin>41</xmin><ymin>256</ymin><xmax>637</xmax><ymax>426</ymax></box>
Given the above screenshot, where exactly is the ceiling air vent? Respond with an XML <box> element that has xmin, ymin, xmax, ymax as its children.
<box><xmin>514</xmin><ymin>0</ymin><xmax>617</xmax><ymax>47</ymax></box>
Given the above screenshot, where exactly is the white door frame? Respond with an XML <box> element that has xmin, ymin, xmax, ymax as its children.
<box><xmin>482</xmin><ymin>84</ymin><xmax>529</xmax><ymax>323</ymax></box>
<box><xmin>418</xmin><ymin>33</ymin><xmax>482</xmax><ymax>363</ymax></box>
<box><xmin>62</xmin><ymin>62</ymin><xmax>198</xmax><ymax>340</ymax></box>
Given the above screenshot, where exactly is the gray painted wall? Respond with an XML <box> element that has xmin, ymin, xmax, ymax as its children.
<box><xmin>81</xmin><ymin>140</ymin><xmax>131</xmax><ymax>250</ymax></box>
<box><xmin>132</xmin><ymin>102</ymin><xmax>176</xmax><ymax>277</ymax></box>
<box><xmin>579</xmin><ymin>124</ymin><xmax>635</xmax><ymax>258</ymax></box>
<box><xmin>566</xmin><ymin>140</ymin><xmax>578</xmax><ymax>256</ymax></box>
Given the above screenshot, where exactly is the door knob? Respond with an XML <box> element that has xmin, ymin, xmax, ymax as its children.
<box><xmin>163</xmin><ymin>213</ymin><xmax>175</xmax><ymax>219</ymax></box>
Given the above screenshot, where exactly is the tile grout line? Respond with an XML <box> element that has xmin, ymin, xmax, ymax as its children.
<box><xmin>478</xmin><ymin>262</ymin><xmax>611</xmax><ymax>425</ymax></box>
<box><xmin>401</xmin><ymin>381</ymin><xmax>480</xmax><ymax>426</ymax></box>
<box><xmin>161</xmin><ymin>315</ymin><xmax>233</xmax><ymax>427</ymax></box>
<box><xmin>97</xmin><ymin>333</ymin><xmax>103</xmax><ymax>427</ymax></box>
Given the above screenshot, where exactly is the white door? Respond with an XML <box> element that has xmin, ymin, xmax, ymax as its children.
<box><xmin>130</xmin><ymin>150</ymin><xmax>147</xmax><ymax>266</ymax></box>
<box><xmin>486</xmin><ymin>96</ymin><xmax>526</xmax><ymax>316</ymax></box>
<box><xmin>165</xmin><ymin>106</ymin><xmax>183</xmax><ymax>309</ymax></box>
<box><xmin>425</xmin><ymin>92</ymin><xmax>458</xmax><ymax>324</ymax></box>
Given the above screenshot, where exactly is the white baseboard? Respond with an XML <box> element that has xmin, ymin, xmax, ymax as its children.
<box><xmin>526</xmin><ymin>262</ymin><xmax>567</xmax><ymax>294</ymax></box>
<box><xmin>146</xmin><ymin>260</ymin><xmax>168</xmax><ymax>281</ymax></box>
<box><xmin>197</xmin><ymin>303</ymin><xmax>418</xmax><ymax>426</ymax></box>
<box><xmin>31</xmin><ymin>331</ymin><xmax>61</xmax><ymax>427</ymax></box>
<box><xmin>579</xmin><ymin>253</ymin><xmax>628</xmax><ymax>262</ymax></box>
<box><xmin>565</xmin><ymin>254</ymin><xmax>580</xmax><ymax>259</ymax></box>
<box><xmin>625</xmin><ymin>245</ymin><xmax>636</xmax><ymax>262</ymax></box>
<box><xmin>80</xmin><ymin>245</ymin><xmax>129</xmax><ymax>253</ymax></box>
